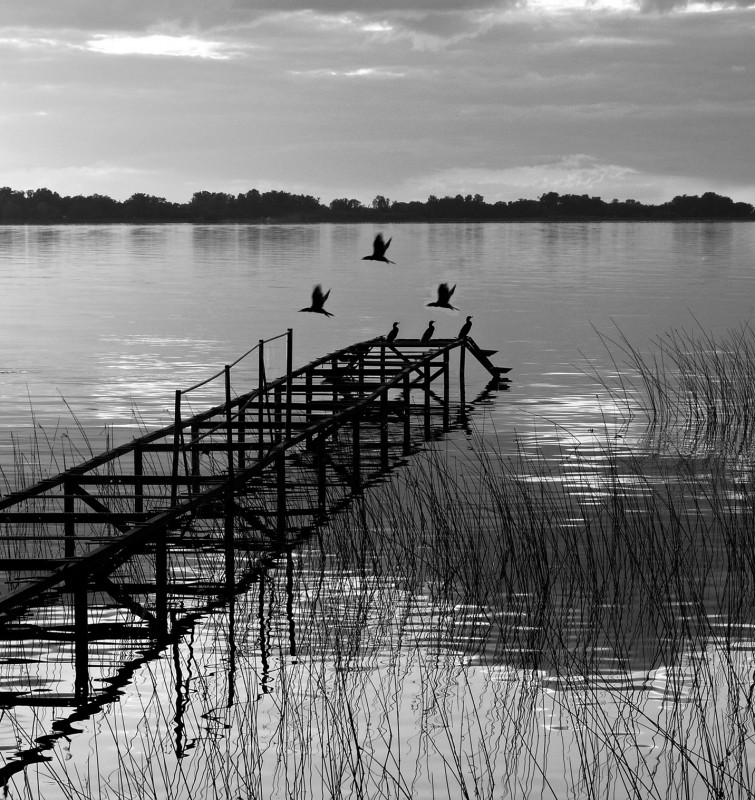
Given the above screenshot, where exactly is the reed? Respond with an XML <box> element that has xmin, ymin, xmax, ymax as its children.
<box><xmin>3</xmin><ymin>325</ymin><xmax>755</xmax><ymax>799</ymax></box>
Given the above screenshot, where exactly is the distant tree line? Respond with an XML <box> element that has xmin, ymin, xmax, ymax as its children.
<box><xmin>1</xmin><ymin>186</ymin><xmax>753</xmax><ymax>224</ymax></box>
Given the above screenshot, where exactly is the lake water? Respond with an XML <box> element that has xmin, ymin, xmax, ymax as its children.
<box><xmin>1</xmin><ymin>222</ymin><xmax>755</xmax><ymax>799</ymax></box>
<box><xmin>1</xmin><ymin>222</ymin><xmax>753</xmax><ymax>469</ymax></box>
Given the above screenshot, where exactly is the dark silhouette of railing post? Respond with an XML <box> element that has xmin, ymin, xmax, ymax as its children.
<box><xmin>403</xmin><ymin>373</ymin><xmax>411</xmax><ymax>455</ymax></box>
<box><xmin>225</xmin><ymin>489</ymin><xmax>235</xmax><ymax>590</ymax></box>
<box><xmin>171</xmin><ymin>390</ymin><xmax>182</xmax><ymax>507</ymax></box>
<box><xmin>358</xmin><ymin>346</ymin><xmax>365</xmax><ymax>398</ymax></box>
<box><xmin>316</xmin><ymin>435</ymin><xmax>327</xmax><ymax>514</ymax></box>
<box><xmin>224</xmin><ymin>366</ymin><xmax>234</xmax><ymax>481</ymax></box>
<box><xmin>443</xmin><ymin>350</ymin><xmax>450</xmax><ymax>431</ymax></box>
<box><xmin>224</xmin><ymin>364</ymin><xmax>237</xmax><ymax>579</ymax></box>
<box><xmin>276</xmin><ymin>450</ymin><xmax>286</xmax><ymax>538</ymax></box>
<box><xmin>64</xmin><ymin>477</ymin><xmax>75</xmax><ymax>559</ymax></box>
<box><xmin>134</xmin><ymin>443</ymin><xmax>144</xmax><ymax>514</ymax></box>
<box><xmin>155</xmin><ymin>529</ymin><xmax>168</xmax><ymax>636</ymax></box>
<box><xmin>460</xmin><ymin>342</ymin><xmax>467</xmax><ymax>423</ymax></box>
<box><xmin>331</xmin><ymin>356</ymin><xmax>338</xmax><ymax>404</ymax></box>
<box><xmin>305</xmin><ymin>366</ymin><xmax>314</xmax><ymax>448</ymax></box>
<box><xmin>274</xmin><ymin>385</ymin><xmax>282</xmax><ymax>442</ymax></box>
<box><xmin>258</xmin><ymin>339</ymin><xmax>265</xmax><ymax>459</ymax></box>
<box><xmin>352</xmin><ymin>411</ymin><xmax>361</xmax><ymax>491</ymax></box>
<box><xmin>285</xmin><ymin>328</ymin><xmax>293</xmax><ymax>441</ymax></box>
<box><xmin>190</xmin><ymin>422</ymin><xmax>200</xmax><ymax>495</ymax></box>
<box><xmin>237</xmin><ymin>401</ymin><xmax>246</xmax><ymax>471</ymax></box>
<box><xmin>424</xmin><ymin>362</ymin><xmax>432</xmax><ymax>439</ymax></box>
<box><xmin>380</xmin><ymin>343</ymin><xmax>388</xmax><ymax>470</ymax></box>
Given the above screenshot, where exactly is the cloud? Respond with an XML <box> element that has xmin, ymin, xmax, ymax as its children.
<box><xmin>640</xmin><ymin>0</ymin><xmax>754</xmax><ymax>10</ymax></box>
<box><xmin>85</xmin><ymin>33</ymin><xmax>239</xmax><ymax>59</ymax></box>
<box><xmin>289</xmin><ymin>66</ymin><xmax>407</xmax><ymax>78</ymax></box>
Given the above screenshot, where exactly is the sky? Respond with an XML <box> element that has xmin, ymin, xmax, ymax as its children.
<box><xmin>1</xmin><ymin>0</ymin><xmax>754</xmax><ymax>207</ymax></box>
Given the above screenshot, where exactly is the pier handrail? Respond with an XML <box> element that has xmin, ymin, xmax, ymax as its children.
<box><xmin>0</xmin><ymin>331</ymin><xmax>510</xmax><ymax>617</ymax></box>
<box><xmin>0</xmin><ymin>333</ymin><xmax>505</xmax><ymax>511</ymax></box>
<box><xmin>179</xmin><ymin>330</ymin><xmax>289</xmax><ymax>395</ymax></box>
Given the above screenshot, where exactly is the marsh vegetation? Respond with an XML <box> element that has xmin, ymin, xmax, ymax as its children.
<box><xmin>2</xmin><ymin>324</ymin><xmax>755</xmax><ymax>799</ymax></box>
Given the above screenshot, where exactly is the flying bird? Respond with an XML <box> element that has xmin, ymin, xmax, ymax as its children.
<box><xmin>362</xmin><ymin>233</ymin><xmax>395</xmax><ymax>264</ymax></box>
<box><xmin>458</xmin><ymin>315</ymin><xmax>473</xmax><ymax>339</ymax></box>
<box><xmin>299</xmin><ymin>285</ymin><xmax>334</xmax><ymax>317</ymax></box>
<box><xmin>427</xmin><ymin>283</ymin><xmax>457</xmax><ymax>310</ymax></box>
<box><xmin>420</xmin><ymin>320</ymin><xmax>435</xmax><ymax>344</ymax></box>
<box><xmin>386</xmin><ymin>322</ymin><xmax>400</xmax><ymax>342</ymax></box>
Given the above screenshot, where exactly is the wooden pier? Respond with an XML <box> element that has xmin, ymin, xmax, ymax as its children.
<box><xmin>0</xmin><ymin>330</ymin><xmax>509</xmax><ymax>784</ymax></box>
<box><xmin>0</xmin><ymin>331</ymin><xmax>508</xmax><ymax>623</ymax></box>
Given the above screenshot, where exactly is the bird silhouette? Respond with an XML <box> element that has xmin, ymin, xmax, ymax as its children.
<box><xmin>427</xmin><ymin>283</ymin><xmax>457</xmax><ymax>310</ymax></box>
<box><xmin>420</xmin><ymin>320</ymin><xmax>435</xmax><ymax>343</ymax></box>
<box><xmin>362</xmin><ymin>233</ymin><xmax>394</xmax><ymax>264</ymax></box>
<box><xmin>458</xmin><ymin>315</ymin><xmax>473</xmax><ymax>338</ymax></box>
<box><xmin>299</xmin><ymin>285</ymin><xmax>334</xmax><ymax>317</ymax></box>
<box><xmin>386</xmin><ymin>321</ymin><xmax>400</xmax><ymax>342</ymax></box>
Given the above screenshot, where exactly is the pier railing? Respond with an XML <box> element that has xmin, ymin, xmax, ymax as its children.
<box><xmin>0</xmin><ymin>329</ymin><xmax>509</xmax><ymax>620</ymax></box>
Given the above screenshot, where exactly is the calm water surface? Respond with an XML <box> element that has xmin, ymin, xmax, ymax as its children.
<box><xmin>1</xmin><ymin>223</ymin><xmax>755</xmax><ymax>799</ymax></box>
<box><xmin>1</xmin><ymin>222</ymin><xmax>753</xmax><ymax>464</ymax></box>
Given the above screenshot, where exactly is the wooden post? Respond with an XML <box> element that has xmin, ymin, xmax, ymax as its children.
<box><xmin>358</xmin><ymin>347</ymin><xmax>365</xmax><ymax>398</ymax></box>
<box><xmin>134</xmin><ymin>444</ymin><xmax>144</xmax><ymax>515</ymax></box>
<box><xmin>424</xmin><ymin>362</ymin><xmax>431</xmax><ymax>440</ymax></box>
<box><xmin>170</xmin><ymin>390</ymin><xmax>182</xmax><ymax>507</ymax></box>
<box><xmin>64</xmin><ymin>477</ymin><xmax>75</xmax><ymax>559</ymax></box>
<box><xmin>191</xmin><ymin>422</ymin><xmax>200</xmax><ymax>494</ymax></box>
<box><xmin>237</xmin><ymin>403</ymin><xmax>246</xmax><ymax>471</ymax></box>
<box><xmin>403</xmin><ymin>372</ymin><xmax>411</xmax><ymax>455</ymax></box>
<box><xmin>317</xmin><ymin>438</ymin><xmax>327</xmax><ymax>514</ymax></box>
<box><xmin>380</xmin><ymin>343</ymin><xmax>388</xmax><ymax>471</ymax></box>
<box><xmin>225</xmin><ymin>486</ymin><xmax>235</xmax><ymax>590</ymax></box>
<box><xmin>352</xmin><ymin>411</ymin><xmax>361</xmax><ymax>491</ymax></box>
<box><xmin>274</xmin><ymin>385</ymin><xmax>282</xmax><ymax>443</ymax></box>
<box><xmin>331</xmin><ymin>356</ymin><xmax>339</xmax><ymax>404</ymax></box>
<box><xmin>155</xmin><ymin>530</ymin><xmax>168</xmax><ymax>636</ymax></box>
<box><xmin>443</xmin><ymin>349</ymin><xmax>450</xmax><ymax>431</ymax></box>
<box><xmin>225</xmin><ymin>366</ymin><xmax>235</xmax><ymax>481</ymax></box>
<box><xmin>276</xmin><ymin>449</ymin><xmax>286</xmax><ymax>539</ymax></box>
<box><xmin>305</xmin><ymin>367</ymin><xmax>314</xmax><ymax>448</ymax></box>
<box><xmin>460</xmin><ymin>341</ymin><xmax>467</xmax><ymax>424</ymax></box>
<box><xmin>258</xmin><ymin>339</ymin><xmax>265</xmax><ymax>458</ymax></box>
<box><xmin>286</xmin><ymin>328</ymin><xmax>293</xmax><ymax>441</ymax></box>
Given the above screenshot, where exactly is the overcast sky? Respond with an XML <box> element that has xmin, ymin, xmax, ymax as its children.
<box><xmin>1</xmin><ymin>0</ymin><xmax>753</xmax><ymax>206</ymax></box>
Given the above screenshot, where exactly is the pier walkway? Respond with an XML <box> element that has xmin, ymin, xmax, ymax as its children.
<box><xmin>0</xmin><ymin>331</ymin><xmax>509</xmax><ymax>620</ymax></box>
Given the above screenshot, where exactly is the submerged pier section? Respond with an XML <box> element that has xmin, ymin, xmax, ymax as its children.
<box><xmin>0</xmin><ymin>330</ymin><xmax>509</xmax><ymax>623</ymax></box>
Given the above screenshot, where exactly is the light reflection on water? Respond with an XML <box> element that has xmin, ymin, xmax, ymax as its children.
<box><xmin>1</xmin><ymin>223</ymin><xmax>755</xmax><ymax>798</ymax></box>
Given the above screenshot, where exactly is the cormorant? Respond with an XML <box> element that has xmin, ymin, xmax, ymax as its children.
<box><xmin>458</xmin><ymin>315</ymin><xmax>473</xmax><ymax>338</ymax></box>
<box><xmin>427</xmin><ymin>283</ymin><xmax>457</xmax><ymax>310</ymax></box>
<box><xmin>362</xmin><ymin>233</ymin><xmax>395</xmax><ymax>264</ymax></box>
<box><xmin>386</xmin><ymin>321</ymin><xmax>400</xmax><ymax>342</ymax></box>
<box><xmin>420</xmin><ymin>320</ymin><xmax>435</xmax><ymax>343</ymax></box>
<box><xmin>299</xmin><ymin>285</ymin><xmax>334</xmax><ymax>317</ymax></box>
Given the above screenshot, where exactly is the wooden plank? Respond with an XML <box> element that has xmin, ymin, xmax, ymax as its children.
<box><xmin>0</xmin><ymin>512</ymin><xmax>156</xmax><ymax>523</ymax></box>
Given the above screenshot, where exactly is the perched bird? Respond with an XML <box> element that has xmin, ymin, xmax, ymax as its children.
<box><xmin>362</xmin><ymin>233</ymin><xmax>395</xmax><ymax>264</ymax></box>
<box><xmin>420</xmin><ymin>320</ymin><xmax>435</xmax><ymax>343</ymax></box>
<box><xmin>386</xmin><ymin>321</ymin><xmax>400</xmax><ymax>342</ymax></box>
<box><xmin>458</xmin><ymin>315</ymin><xmax>473</xmax><ymax>339</ymax></box>
<box><xmin>299</xmin><ymin>285</ymin><xmax>334</xmax><ymax>317</ymax></box>
<box><xmin>427</xmin><ymin>283</ymin><xmax>457</xmax><ymax>310</ymax></box>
